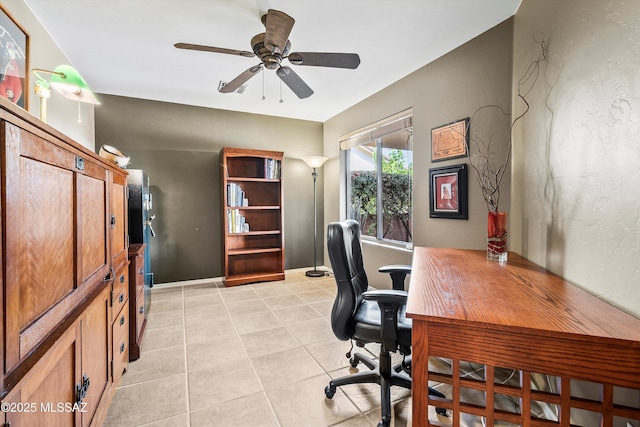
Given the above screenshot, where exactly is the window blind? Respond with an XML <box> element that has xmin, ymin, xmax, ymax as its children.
<box><xmin>339</xmin><ymin>108</ymin><xmax>413</xmax><ymax>150</ymax></box>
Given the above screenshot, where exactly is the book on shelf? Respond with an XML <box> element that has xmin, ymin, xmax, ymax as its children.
<box><xmin>227</xmin><ymin>209</ymin><xmax>249</xmax><ymax>234</ymax></box>
<box><xmin>264</xmin><ymin>158</ymin><xmax>281</xmax><ymax>180</ymax></box>
<box><xmin>227</xmin><ymin>183</ymin><xmax>249</xmax><ymax>207</ymax></box>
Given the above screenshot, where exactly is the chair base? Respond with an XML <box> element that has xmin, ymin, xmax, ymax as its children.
<box><xmin>325</xmin><ymin>351</ymin><xmax>447</xmax><ymax>427</ymax></box>
<box><xmin>325</xmin><ymin>351</ymin><xmax>411</xmax><ymax>427</ymax></box>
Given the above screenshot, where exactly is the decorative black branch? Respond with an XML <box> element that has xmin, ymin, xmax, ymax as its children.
<box><xmin>468</xmin><ymin>34</ymin><xmax>547</xmax><ymax>212</ymax></box>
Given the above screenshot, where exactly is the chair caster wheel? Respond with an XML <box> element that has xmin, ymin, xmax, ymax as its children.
<box><xmin>350</xmin><ymin>358</ymin><xmax>359</xmax><ymax>368</ymax></box>
<box><xmin>377</xmin><ymin>419</ymin><xmax>391</xmax><ymax>427</ymax></box>
<box><xmin>325</xmin><ymin>385</ymin><xmax>336</xmax><ymax>399</ymax></box>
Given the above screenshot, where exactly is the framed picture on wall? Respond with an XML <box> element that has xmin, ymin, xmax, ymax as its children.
<box><xmin>0</xmin><ymin>4</ymin><xmax>29</xmax><ymax>109</ymax></box>
<box><xmin>431</xmin><ymin>117</ymin><xmax>469</xmax><ymax>162</ymax></box>
<box><xmin>429</xmin><ymin>163</ymin><xmax>468</xmax><ymax>219</ymax></box>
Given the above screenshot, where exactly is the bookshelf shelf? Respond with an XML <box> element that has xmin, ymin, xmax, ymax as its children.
<box><xmin>221</xmin><ymin>147</ymin><xmax>285</xmax><ymax>287</ymax></box>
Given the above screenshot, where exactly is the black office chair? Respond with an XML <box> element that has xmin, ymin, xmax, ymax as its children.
<box><xmin>323</xmin><ymin>220</ymin><xmax>445</xmax><ymax>427</ymax></box>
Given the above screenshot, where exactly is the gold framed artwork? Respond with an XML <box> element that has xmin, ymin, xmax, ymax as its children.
<box><xmin>431</xmin><ymin>117</ymin><xmax>469</xmax><ymax>162</ymax></box>
<box><xmin>0</xmin><ymin>4</ymin><xmax>29</xmax><ymax>109</ymax></box>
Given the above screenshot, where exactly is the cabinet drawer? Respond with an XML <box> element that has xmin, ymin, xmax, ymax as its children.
<box><xmin>134</xmin><ymin>256</ymin><xmax>144</xmax><ymax>297</ymax></box>
<box><xmin>112</xmin><ymin>301</ymin><xmax>129</xmax><ymax>385</ymax></box>
<box><xmin>135</xmin><ymin>288</ymin><xmax>145</xmax><ymax>341</ymax></box>
<box><xmin>112</xmin><ymin>269</ymin><xmax>128</xmax><ymax>319</ymax></box>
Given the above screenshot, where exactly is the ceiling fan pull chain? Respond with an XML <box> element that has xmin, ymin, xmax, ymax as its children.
<box><xmin>262</xmin><ymin>70</ymin><xmax>266</xmax><ymax>100</ymax></box>
<box><xmin>279</xmin><ymin>79</ymin><xmax>283</xmax><ymax>103</ymax></box>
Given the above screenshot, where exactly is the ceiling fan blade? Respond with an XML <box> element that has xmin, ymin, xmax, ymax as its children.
<box><xmin>264</xmin><ymin>9</ymin><xmax>294</xmax><ymax>53</ymax></box>
<box><xmin>276</xmin><ymin>66</ymin><xmax>313</xmax><ymax>99</ymax></box>
<box><xmin>174</xmin><ymin>43</ymin><xmax>255</xmax><ymax>58</ymax></box>
<box><xmin>220</xmin><ymin>64</ymin><xmax>263</xmax><ymax>93</ymax></box>
<box><xmin>288</xmin><ymin>52</ymin><xmax>361</xmax><ymax>69</ymax></box>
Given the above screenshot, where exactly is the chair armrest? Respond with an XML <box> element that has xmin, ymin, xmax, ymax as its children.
<box><xmin>362</xmin><ymin>289</ymin><xmax>408</xmax><ymax>306</ymax></box>
<box><xmin>378</xmin><ymin>264</ymin><xmax>412</xmax><ymax>291</ymax></box>
<box><xmin>378</xmin><ymin>265</ymin><xmax>412</xmax><ymax>274</ymax></box>
<box><xmin>362</xmin><ymin>290</ymin><xmax>408</xmax><ymax>352</ymax></box>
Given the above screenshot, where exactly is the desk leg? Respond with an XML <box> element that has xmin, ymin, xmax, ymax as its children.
<box><xmin>412</xmin><ymin>320</ymin><xmax>431</xmax><ymax>425</ymax></box>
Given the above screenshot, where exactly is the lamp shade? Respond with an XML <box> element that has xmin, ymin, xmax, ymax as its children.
<box><xmin>49</xmin><ymin>65</ymin><xmax>100</xmax><ymax>104</ymax></box>
<box><xmin>302</xmin><ymin>156</ymin><xmax>328</xmax><ymax>169</ymax></box>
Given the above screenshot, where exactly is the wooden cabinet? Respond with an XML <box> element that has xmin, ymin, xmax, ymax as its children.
<box><xmin>0</xmin><ymin>98</ymin><xmax>128</xmax><ymax>424</ymax></box>
<box><xmin>221</xmin><ymin>148</ymin><xmax>285</xmax><ymax>287</ymax></box>
<box><xmin>128</xmin><ymin>243</ymin><xmax>147</xmax><ymax>360</ymax></box>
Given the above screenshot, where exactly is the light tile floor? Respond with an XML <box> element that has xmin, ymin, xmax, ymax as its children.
<box><xmin>104</xmin><ymin>270</ymin><xmax>424</xmax><ymax>427</ymax></box>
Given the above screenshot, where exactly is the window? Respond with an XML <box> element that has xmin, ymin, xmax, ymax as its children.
<box><xmin>341</xmin><ymin>110</ymin><xmax>413</xmax><ymax>244</ymax></box>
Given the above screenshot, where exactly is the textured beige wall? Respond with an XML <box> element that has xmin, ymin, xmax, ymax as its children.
<box><xmin>511</xmin><ymin>0</ymin><xmax>640</xmax><ymax>318</ymax></box>
<box><xmin>323</xmin><ymin>20</ymin><xmax>514</xmax><ymax>289</ymax></box>
<box><xmin>3</xmin><ymin>0</ymin><xmax>95</xmax><ymax>149</ymax></box>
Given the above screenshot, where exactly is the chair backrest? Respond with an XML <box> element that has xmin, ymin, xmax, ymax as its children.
<box><xmin>327</xmin><ymin>220</ymin><xmax>369</xmax><ymax>340</ymax></box>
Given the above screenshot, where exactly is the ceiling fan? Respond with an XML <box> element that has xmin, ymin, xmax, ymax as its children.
<box><xmin>175</xmin><ymin>9</ymin><xmax>361</xmax><ymax>99</ymax></box>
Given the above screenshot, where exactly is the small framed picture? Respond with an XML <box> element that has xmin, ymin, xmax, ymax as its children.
<box><xmin>429</xmin><ymin>163</ymin><xmax>468</xmax><ymax>219</ymax></box>
<box><xmin>0</xmin><ymin>4</ymin><xmax>29</xmax><ymax>109</ymax></box>
<box><xmin>431</xmin><ymin>118</ymin><xmax>469</xmax><ymax>162</ymax></box>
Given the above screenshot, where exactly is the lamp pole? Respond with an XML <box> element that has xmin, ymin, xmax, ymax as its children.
<box><xmin>302</xmin><ymin>156</ymin><xmax>328</xmax><ymax>278</ymax></box>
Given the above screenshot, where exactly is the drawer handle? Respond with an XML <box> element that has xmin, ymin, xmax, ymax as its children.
<box><xmin>139</xmin><ymin>268</ymin><xmax>144</xmax><ymax>275</ymax></box>
<box><xmin>120</xmin><ymin>342</ymin><xmax>125</xmax><ymax>353</ymax></box>
<box><xmin>120</xmin><ymin>274</ymin><xmax>125</xmax><ymax>283</ymax></box>
<box><xmin>139</xmin><ymin>306</ymin><xmax>144</xmax><ymax>314</ymax></box>
<box><xmin>119</xmin><ymin>293</ymin><xmax>124</xmax><ymax>303</ymax></box>
<box><xmin>120</xmin><ymin>315</ymin><xmax>125</xmax><ymax>326</ymax></box>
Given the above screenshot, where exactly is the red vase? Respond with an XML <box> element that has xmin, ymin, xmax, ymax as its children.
<box><xmin>487</xmin><ymin>211</ymin><xmax>508</xmax><ymax>262</ymax></box>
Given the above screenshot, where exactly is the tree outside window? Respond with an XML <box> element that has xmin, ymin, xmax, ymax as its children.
<box><xmin>348</xmin><ymin>128</ymin><xmax>413</xmax><ymax>244</ymax></box>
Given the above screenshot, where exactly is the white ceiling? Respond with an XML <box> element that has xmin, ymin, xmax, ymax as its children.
<box><xmin>24</xmin><ymin>0</ymin><xmax>521</xmax><ymax>122</ymax></box>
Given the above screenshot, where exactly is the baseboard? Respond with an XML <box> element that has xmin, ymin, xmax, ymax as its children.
<box><xmin>153</xmin><ymin>266</ymin><xmax>333</xmax><ymax>290</ymax></box>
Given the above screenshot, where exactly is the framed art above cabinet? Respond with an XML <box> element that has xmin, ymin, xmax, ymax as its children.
<box><xmin>0</xmin><ymin>4</ymin><xmax>29</xmax><ymax>109</ymax></box>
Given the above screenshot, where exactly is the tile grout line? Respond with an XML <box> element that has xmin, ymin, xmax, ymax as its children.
<box><xmin>253</xmin><ymin>276</ymin><xmax>375</xmax><ymax>424</ymax></box>
<box><xmin>218</xmin><ymin>283</ymin><xmax>284</xmax><ymax>426</ymax></box>
<box><xmin>243</xmin><ymin>276</ymin><xmax>335</xmax><ymax>426</ymax></box>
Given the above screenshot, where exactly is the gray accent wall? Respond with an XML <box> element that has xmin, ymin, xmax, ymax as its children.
<box><xmin>95</xmin><ymin>95</ymin><xmax>323</xmax><ymax>284</ymax></box>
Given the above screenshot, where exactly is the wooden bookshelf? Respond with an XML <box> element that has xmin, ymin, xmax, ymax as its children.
<box><xmin>220</xmin><ymin>147</ymin><xmax>285</xmax><ymax>286</ymax></box>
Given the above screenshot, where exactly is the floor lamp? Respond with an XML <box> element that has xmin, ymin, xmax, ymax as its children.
<box><xmin>302</xmin><ymin>156</ymin><xmax>328</xmax><ymax>277</ymax></box>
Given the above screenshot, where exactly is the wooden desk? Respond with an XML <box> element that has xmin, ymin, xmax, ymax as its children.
<box><xmin>407</xmin><ymin>247</ymin><xmax>640</xmax><ymax>426</ymax></box>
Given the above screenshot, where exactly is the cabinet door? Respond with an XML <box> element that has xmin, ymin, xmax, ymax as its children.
<box><xmin>80</xmin><ymin>287</ymin><xmax>110</xmax><ymax>427</ymax></box>
<box><xmin>3</xmin><ymin>122</ymin><xmax>109</xmax><ymax>372</ymax></box>
<box><xmin>3</xmin><ymin>322</ymin><xmax>82</xmax><ymax>427</ymax></box>
<box><xmin>110</xmin><ymin>171</ymin><xmax>128</xmax><ymax>269</ymax></box>
<box><xmin>77</xmin><ymin>165</ymin><xmax>109</xmax><ymax>286</ymax></box>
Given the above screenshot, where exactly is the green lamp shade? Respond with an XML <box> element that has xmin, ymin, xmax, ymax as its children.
<box><xmin>49</xmin><ymin>65</ymin><xmax>100</xmax><ymax>105</ymax></box>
